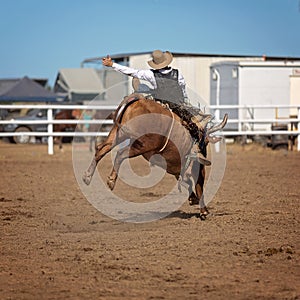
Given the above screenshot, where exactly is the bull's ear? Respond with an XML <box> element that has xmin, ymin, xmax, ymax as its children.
<box><xmin>207</xmin><ymin>136</ymin><xmax>223</xmax><ymax>144</ymax></box>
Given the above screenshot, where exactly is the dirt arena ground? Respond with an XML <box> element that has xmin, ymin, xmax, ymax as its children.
<box><xmin>0</xmin><ymin>141</ymin><xmax>299</xmax><ymax>300</ymax></box>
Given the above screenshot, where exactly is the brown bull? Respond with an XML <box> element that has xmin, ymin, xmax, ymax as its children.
<box><xmin>82</xmin><ymin>94</ymin><xmax>227</xmax><ymax>219</ymax></box>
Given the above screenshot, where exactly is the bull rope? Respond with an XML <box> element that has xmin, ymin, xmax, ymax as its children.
<box><xmin>158</xmin><ymin>109</ymin><xmax>175</xmax><ymax>153</ymax></box>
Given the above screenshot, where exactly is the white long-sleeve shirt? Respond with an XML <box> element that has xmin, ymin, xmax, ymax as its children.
<box><xmin>111</xmin><ymin>62</ymin><xmax>187</xmax><ymax>98</ymax></box>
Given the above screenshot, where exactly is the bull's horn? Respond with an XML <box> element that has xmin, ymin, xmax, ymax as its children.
<box><xmin>207</xmin><ymin>114</ymin><xmax>228</xmax><ymax>135</ymax></box>
<box><xmin>192</xmin><ymin>114</ymin><xmax>212</xmax><ymax>130</ymax></box>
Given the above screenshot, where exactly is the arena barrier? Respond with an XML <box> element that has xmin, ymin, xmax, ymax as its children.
<box><xmin>0</xmin><ymin>104</ymin><xmax>299</xmax><ymax>154</ymax></box>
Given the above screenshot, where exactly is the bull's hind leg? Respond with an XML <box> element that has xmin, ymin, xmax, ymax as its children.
<box><xmin>82</xmin><ymin>127</ymin><xmax>117</xmax><ymax>185</ymax></box>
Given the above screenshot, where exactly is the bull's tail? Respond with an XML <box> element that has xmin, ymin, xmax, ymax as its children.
<box><xmin>113</xmin><ymin>94</ymin><xmax>144</xmax><ymax>141</ymax></box>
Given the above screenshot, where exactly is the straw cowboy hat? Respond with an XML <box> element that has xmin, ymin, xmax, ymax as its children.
<box><xmin>148</xmin><ymin>50</ymin><xmax>173</xmax><ymax>69</ymax></box>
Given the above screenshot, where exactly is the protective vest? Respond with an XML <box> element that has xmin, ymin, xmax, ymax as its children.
<box><xmin>151</xmin><ymin>69</ymin><xmax>185</xmax><ymax>105</ymax></box>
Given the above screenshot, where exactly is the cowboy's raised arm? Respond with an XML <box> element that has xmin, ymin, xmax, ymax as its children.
<box><xmin>102</xmin><ymin>55</ymin><xmax>155</xmax><ymax>87</ymax></box>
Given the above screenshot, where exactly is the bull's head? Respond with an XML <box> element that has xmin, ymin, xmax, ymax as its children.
<box><xmin>206</xmin><ymin>114</ymin><xmax>228</xmax><ymax>144</ymax></box>
<box><xmin>193</xmin><ymin>112</ymin><xmax>228</xmax><ymax>145</ymax></box>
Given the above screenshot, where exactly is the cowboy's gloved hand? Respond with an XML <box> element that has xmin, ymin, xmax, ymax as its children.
<box><xmin>102</xmin><ymin>55</ymin><xmax>113</xmax><ymax>67</ymax></box>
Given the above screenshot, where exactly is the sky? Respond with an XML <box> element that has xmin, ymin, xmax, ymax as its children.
<box><xmin>0</xmin><ymin>0</ymin><xmax>300</xmax><ymax>87</ymax></box>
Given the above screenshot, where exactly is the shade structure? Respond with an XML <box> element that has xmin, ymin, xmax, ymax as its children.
<box><xmin>0</xmin><ymin>76</ymin><xmax>65</xmax><ymax>102</ymax></box>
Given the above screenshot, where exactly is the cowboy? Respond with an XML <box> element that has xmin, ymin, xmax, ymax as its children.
<box><xmin>102</xmin><ymin>50</ymin><xmax>187</xmax><ymax>103</ymax></box>
<box><xmin>102</xmin><ymin>50</ymin><xmax>211</xmax><ymax>165</ymax></box>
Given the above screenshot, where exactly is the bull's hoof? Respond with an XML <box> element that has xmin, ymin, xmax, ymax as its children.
<box><xmin>188</xmin><ymin>194</ymin><xmax>199</xmax><ymax>206</ymax></box>
<box><xmin>82</xmin><ymin>173</ymin><xmax>92</xmax><ymax>185</ymax></box>
<box><xmin>199</xmin><ymin>209</ymin><xmax>209</xmax><ymax>220</ymax></box>
<box><xmin>199</xmin><ymin>213</ymin><xmax>206</xmax><ymax>220</ymax></box>
<box><xmin>107</xmin><ymin>177</ymin><xmax>116</xmax><ymax>190</ymax></box>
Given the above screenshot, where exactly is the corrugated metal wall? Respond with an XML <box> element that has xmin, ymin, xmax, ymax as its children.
<box><xmin>239</xmin><ymin>64</ymin><xmax>294</xmax><ymax>129</ymax></box>
<box><xmin>289</xmin><ymin>73</ymin><xmax>300</xmax><ymax>117</ymax></box>
<box><xmin>128</xmin><ymin>55</ymin><xmax>255</xmax><ymax>107</ymax></box>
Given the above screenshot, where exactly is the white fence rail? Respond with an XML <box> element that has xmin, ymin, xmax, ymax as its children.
<box><xmin>0</xmin><ymin>104</ymin><xmax>299</xmax><ymax>154</ymax></box>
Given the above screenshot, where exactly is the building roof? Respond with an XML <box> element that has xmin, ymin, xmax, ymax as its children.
<box><xmin>54</xmin><ymin>68</ymin><xmax>104</xmax><ymax>95</ymax></box>
<box><xmin>81</xmin><ymin>51</ymin><xmax>300</xmax><ymax>67</ymax></box>
<box><xmin>0</xmin><ymin>78</ymin><xmax>48</xmax><ymax>96</ymax></box>
<box><xmin>0</xmin><ymin>76</ymin><xmax>63</xmax><ymax>102</ymax></box>
<box><xmin>211</xmin><ymin>60</ymin><xmax>300</xmax><ymax>68</ymax></box>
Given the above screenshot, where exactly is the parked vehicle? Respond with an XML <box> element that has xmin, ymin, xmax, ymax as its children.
<box><xmin>1</xmin><ymin>108</ymin><xmax>75</xmax><ymax>144</ymax></box>
<box><xmin>1</xmin><ymin>109</ymin><xmax>48</xmax><ymax>144</ymax></box>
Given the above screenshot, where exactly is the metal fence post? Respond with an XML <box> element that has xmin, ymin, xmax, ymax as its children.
<box><xmin>298</xmin><ymin>107</ymin><xmax>300</xmax><ymax>152</ymax></box>
<box><xmin>47</xmin><ymin>108</ymin><xmax>54</xmax><ymax>155</ymax></box>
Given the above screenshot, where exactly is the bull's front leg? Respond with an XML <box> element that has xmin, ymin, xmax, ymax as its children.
<box><xmin>83</xmin><ymin>125</ymin><xmax>119</xmax><ymax>186</ymax></box>
<box><xmin>198</xmin><ymin>194</ymin><xmax>209</xmax><ymax>220</ymax></box>
<box><xmin>82</xmin><ymin>158</ymin><xmax>97</xmax><ymax>185</ymax></box>
<box><xmin>82</xmin><ymin>140</ymin><xmax>113</xmax><ymax>185</ymax></box>
<box><xmin>193</xmin><ymin>164</ymin><xmax>209</xmax><ymax>220</ymax></box>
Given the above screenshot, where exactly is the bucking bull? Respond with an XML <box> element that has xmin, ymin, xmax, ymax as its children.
<box><xmin>82</xmin><ymin>94</ymin><xmax>228</xmax><ymax>219</ymax></box>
